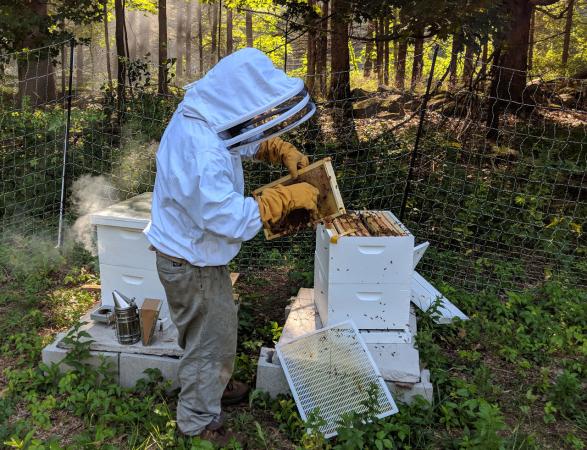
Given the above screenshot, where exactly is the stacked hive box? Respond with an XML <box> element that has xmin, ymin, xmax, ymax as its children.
<box><xmin>314</xmin><ymin>211</ymin><xmax>414</xmax><ymax>334</ymax></box>
<box><xmin>90</xmin><ymin>193</ymin><xmax>170</xmax><ymax>320</ymax></box>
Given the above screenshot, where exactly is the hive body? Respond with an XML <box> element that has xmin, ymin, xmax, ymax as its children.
<box><xmin>90</xmin><ymin>193</ymin><xmax>170</xmax><ymax>320</ymax></box>
<box><xmin>314</xmin><ymin>211</ymin><xmax>414</xmax><ymax>331</ymax></box>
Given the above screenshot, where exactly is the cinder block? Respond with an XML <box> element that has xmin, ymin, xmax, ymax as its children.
<box><xmin>255</xmin><ymin>347</ymin><xmax>290</xmax><ymax>398</ymax></box>
<box><xmin>280</xmin><ymin>290</ymin><xmax>322</xmax><ymax>345</ymax></box>
<box><xmin>42</xmin><ymin>334</ymin><xmax>119</xmax><ymax>383</ymax></box>
<box><xmin>386</xmin><ymin>369</ymin><xmax>433</xmax><ymax>405</ymax></box>
<box><xmin>365</xmin><ymin>310</ymin><xmax>420</xmax><ymax>383</ymax></box>
<box><xmin>118</xmin><ymin>352</ymin><xmax>180</xmax><ymax>390</ymax></box>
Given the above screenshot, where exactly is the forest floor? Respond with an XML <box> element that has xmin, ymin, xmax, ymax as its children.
<box><xmin>0</xmin><ymin>236</ymin><xmax>586</xmax><ymax>450</ymax></box>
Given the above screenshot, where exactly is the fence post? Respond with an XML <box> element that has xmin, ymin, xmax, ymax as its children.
<box><xmin>399</xmin><ymin>44</ymin><xmax>439</xmax><ymax>221</ymax></box>
<box><xmin>57</xmin><ymin>38</ymin><xmax>75</xmax><ymax>248</ymax></box>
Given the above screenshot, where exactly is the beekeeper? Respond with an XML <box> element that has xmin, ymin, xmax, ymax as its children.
<box><xmin>144</xmin><ymin>48</ymin><xmax>318</xmax><ymax>439</ymax></box>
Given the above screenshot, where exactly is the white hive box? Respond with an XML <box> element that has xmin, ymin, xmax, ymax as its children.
<box><xmin>314</xmin><ymin>211</ymin><xmax>414</xmax><ymax>331</ymax></box>
<box><xmin>90</xmin><ymin>192</ymin><xmax>169</xmax><ymax>319</ymax></box>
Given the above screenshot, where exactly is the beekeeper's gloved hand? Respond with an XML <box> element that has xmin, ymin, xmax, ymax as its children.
<box><xmin>256</xmin><ymin>183</ymin><xmax>319</xmax><ymax>226</ymax></box>
<box><xmin>256</xmin><ymin>137</ymin><xmax>310</xmax><ymax>178</ymax></box>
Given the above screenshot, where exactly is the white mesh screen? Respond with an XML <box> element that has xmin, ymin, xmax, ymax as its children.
<box><xmin>276</xmin><ymin>321</ymin><xmax>398</xmax><ymax>438</ymax></box>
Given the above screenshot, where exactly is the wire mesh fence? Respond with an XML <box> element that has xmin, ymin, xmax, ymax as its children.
<box><xmin>1</xmin><ymin>31</ymin><xmax>585</xmax><ymax>294</ymax></box>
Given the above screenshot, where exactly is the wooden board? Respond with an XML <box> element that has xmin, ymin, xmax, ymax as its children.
<box><xmin>253</xmin><ymin>158</ymin><xmax>346</xmax><ymax>240</ymax></box>
<box><xmin>140</xmin><ymin>298</ymin><xmax>162</xmax><ymax>346</ymax></box>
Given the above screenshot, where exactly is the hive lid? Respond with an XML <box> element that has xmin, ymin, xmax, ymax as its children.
<box><xmin>90</xmin><ymin>192</ymin><xmax>152</xmax><ymax>229</ymax></box>
<box><xmin>276</xmin><ymin>320</ymin><xmax>398</xmax><ymax>439</ymax></box>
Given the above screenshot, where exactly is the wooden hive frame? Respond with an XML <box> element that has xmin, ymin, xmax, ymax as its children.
<box><xmin>253</xmin><ymin>157</ymin><xmax>346</xmax><ymax>240</ymax></box>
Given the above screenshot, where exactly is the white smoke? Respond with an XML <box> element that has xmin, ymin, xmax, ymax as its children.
<box><xmin>69</xmin><ymin>175</ymin><xmax>119</xmax><ymax>254</ymax></box>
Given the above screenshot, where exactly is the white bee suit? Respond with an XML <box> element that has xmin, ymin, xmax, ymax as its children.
<box><xmin>144</xmin><ymin>48</ymin><xmax>314</xmax><ymax>437</ymax></box>
<box><xmin>145</xmin><ymin>48</ymin><xmax>315</xmax><ymax>265</ymax></box>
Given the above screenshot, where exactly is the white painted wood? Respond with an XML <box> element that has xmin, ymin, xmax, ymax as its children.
<box><xmin>326</xmin><ymin>282</ymin><xmax>411</xmax><ymax>329</ymax></box>
<box><xmin>314</xmin><ymin>256</ymin><xmax>411</xmax><ymax>329</ymax></box>
<box><xmin>315</xmin><ymin>215</ymin><xmax>414</xmax><ymax>285</ymax></box>
<box><xmin>313</xmin><ymin>256</ymin><xmax>330</xmax><ymax>326</ymax></box>
<box><xmin>366</xmin><ymin>311</ymin><xmax>420</xmax><ymax>382</ymax></box>
<box><xmin>326</xmin><ymin>235</ymin><xmax>414</xmax><ymax>284</ymax></box>
<box><xmin>96</xmin><ymin>225</ymin><xmax>155</xmax><ymax>270</ymax></box>
<box><xmin>360</xmin><ymin>329</ymin><xmax>412</xmax><ymax>344</ymax></box>
<box><xmin>411</xmin><ymin>271</ymin><xmax>468</xmax><ymax>324</ymax></box>
<box><xmin>413</xmin><ymin>241</ymin><xmax>429</xmax><ymax>269</ymax></box>
<box><xmin>279</xmin><ymin>288</ymin><xmax>322</xmax><ymax>346</ymax></box>
<box><xmin>91</xmin><ymin>193</ymin><xmax>172</xmax><ymax>319</ymax></box>
<box><xmin>314</xmin><ymin>213</ymin><xmax>415</xmax><ymax>331</ymax></box>
<box><xmin>90</xmin><ymin>192</ymin><xmax>152</xmax><ymax>229</ymax></box>
<box><xmin>99</xmin><ymin>264</ymin><xmax>169</xmax><ymax>318</ymax></box>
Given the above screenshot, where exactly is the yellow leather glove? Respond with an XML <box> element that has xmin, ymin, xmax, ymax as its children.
<box><xmin>256</xmin><ymin>137</ymin><xmax>310</xmax><ymax>178</ymax></box>
<box><xmin>256</xmin><ymin>183</ymin><xmax>320</xmax><ymax>226</ymax></box>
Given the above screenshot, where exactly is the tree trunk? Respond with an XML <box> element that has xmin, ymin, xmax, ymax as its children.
<box><xmin>217</xmin><ymin>1</ymin><xmax>222</xmax><ymax>61</ymax></box>
<box><xmin>137</xmin><ymin>8</ymin><xmax>150</xmax><ymax>57</ymax></box>
<box><xmin>17</xmin><ymin>53</ymin><xmax>57</xmax><ymax>106</ymax></box>
<box><xmin>383</xmin><ymin>18</ymin><xmax>390</xmax><ymax>85</ymax></box>
<box><xmin>449</xmin><ymin>32</ymin><xmax>462</xmax><ymax>88</ymax></box>
<box><xmin>306</xmin><ymin>0</ymin><xmax>317</xmax><ymax>93</ymax></box>
<box><xmin>363</xmin><ymin>20</ymin><xmax>376</xmax><ymax>78</ymax></box>
<box><xmin>115</xmin><ymin>0</ymin><xmax>127</xmax><ymax>100</ymax></box>
<box><xmin>493</xmin><ymin>0</ymin><xmax>532</xmax><ymax>105</ymax></box>
<box><xmin>395</xmin><ymin>38</ymin><xmax>407</xmax><ymax>90</ymax></box>
<box><xmin>329</xmin><ymin>0</ymin><xmax>351</xmax><ymax>102</ymax></box>
<box><xmin>462</xmin><ymin>44</ymin><xmax>474</xmax><ymax>87</ymax></box>
<box><xmin>211</xmin><ymin>3</ymin><xmax>218</xmax><ymax>64</ymax></box>
<box><xmin>226</xmin><ymin>7</ymin><xmax>233</xmax><ymax>54</ymax></box>
<box><xmin>17</xmin><ymin>0</ymin><xmax>56</xmax><ymax>106</ymax></box>
<box><xmin>197</xmin><ymin>0</ymin><xmax>203</xmax><ymax>76</ymax></box>
<box><xmin>176</xmin><ymin>1</ymin><xmax>184</xmax><ymax>78</ymax></box>
<box><xmin>61</xmin><ymin>44</ymin><xmax>67</xmax><ymax>96</ymax></box>
<box><xmin>376</xmin><ymin>19</ymin><xmax>384</xmax><ymax>86</ymax></box>
<box><xmin>316</xmin><ymin>0</ymin><xmax>328</xmax><ymax>96</ymax></box>
<box><xmin>528</xmin><ymin>7</ymin><xmax>535</xmax><ymax>72</ymax></box>
<box><xmin>158</xmin><ymin>0</ymin><xmax>168</xmax><ymax>94</ymax></box>
<box><xmin>392</xmin><ymin>18</ymin><xmax>398</xmax><ymax>70</ymax></box>
<box><xmin>76</xmin><ymin>44</ymin><xmax>84</xmax><ymax>90</ymax></box>
<box><xmin>561</xmin><ymin>0</ymin><xmax>574</xmax><ymax>69</ymax></box>
<box><xmin>480</xmin><ymin>40</ymin><xmax>488</xmax><ymax>82</ymax></box>
<box><xmin>103</xmin><ymin>0</ymin><xmax>113</xmax><ymax>91</ymax></box>
<box><xmin>245</xmin><ymin>11</ymin><xmax>253</xmax><ymax>47</ymax></box>
<box><xmin>185</xmin><ymin>0</ymin><xmax>192</xmax><ymax>76</ymax></box>
<box><xmin>485</xmin><ymin>47</ymin><xmax>502</xmax><ymax>139</ymax></box>
<box><xmin>128</xmin><ymin>10</ymin><xmax>137</xmax><ymax>59</ymax></box>
<box><xmin>411</xmin><ymin>34</ymin><xmax>424</xmax><ymax>90</ymax></box>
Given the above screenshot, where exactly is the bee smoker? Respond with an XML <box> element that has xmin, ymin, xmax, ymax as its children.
<box><xmin>112</xmin><ymin>290</ymin><xmax>141</xmax><ymax>345</ymax></box>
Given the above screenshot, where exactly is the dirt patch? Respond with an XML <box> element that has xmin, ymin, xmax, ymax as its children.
<box><xmin>0</xmin><ymin>354</ymin><xmax>16</xmax><ymax>393</ymax></box>
<box><xmin>236</xmin><ymin>268</ymin><xmax>293</xmax><ymax>326</ymax></box>
<box><xmin>225</xmin><ymin>404</ymin><xmax>297</xmax><ymax>450</ymax></box>
<box><xmin>36</xmin><ymin>409</ymin><xmax>86</xmax><ymax>446</ymax></box>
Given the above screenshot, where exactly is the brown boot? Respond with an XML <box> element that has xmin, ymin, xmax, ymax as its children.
<box><xmin>221</xmin><ymin>380</ymin><xmax>250</xmax><ymax>405</ymax></box>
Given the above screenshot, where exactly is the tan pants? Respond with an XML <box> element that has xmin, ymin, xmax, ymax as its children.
<box><xmin>156</xmin><ymin>254</ymin><xmax>237</xmax><ymax>436</ymax></box>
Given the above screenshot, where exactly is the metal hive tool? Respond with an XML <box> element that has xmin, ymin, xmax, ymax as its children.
<box><xmin>276</xmin><ymin>321</ymin><xmax>398</xmax><ymax>438</ymax></box>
